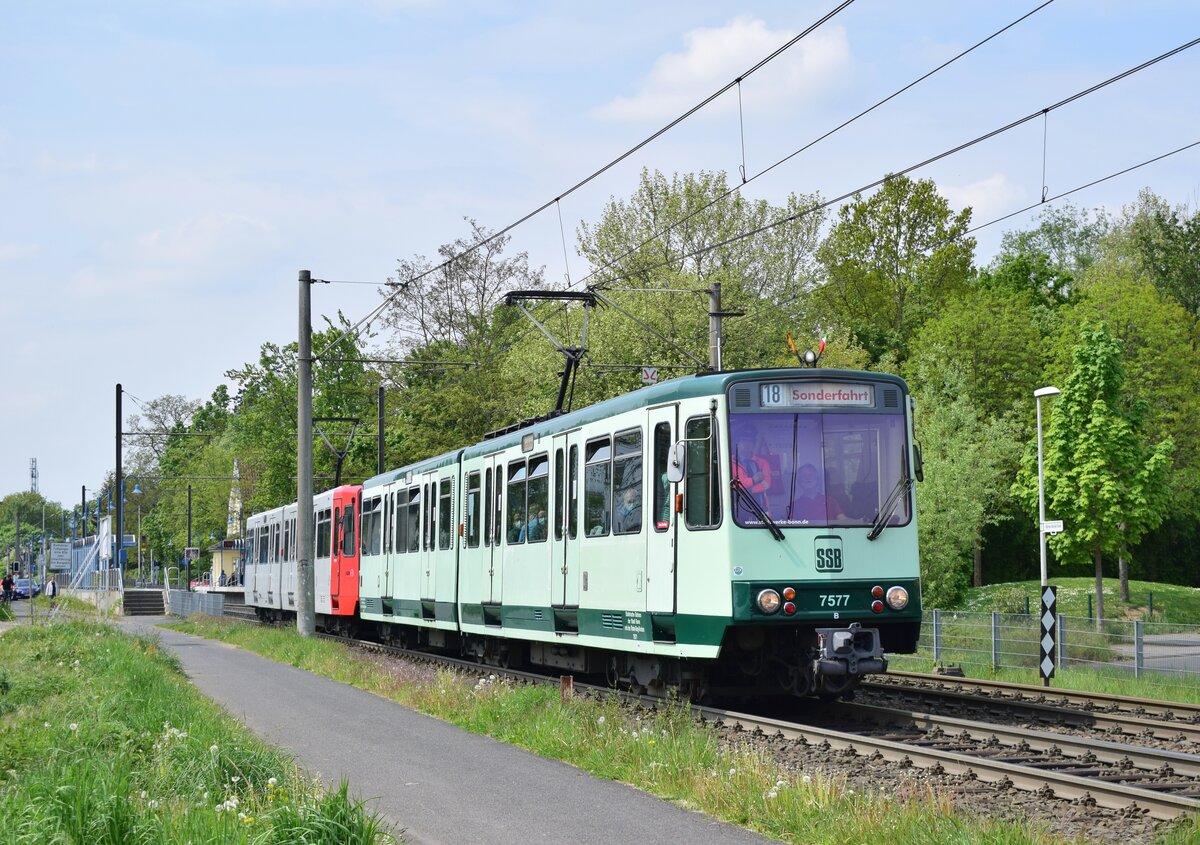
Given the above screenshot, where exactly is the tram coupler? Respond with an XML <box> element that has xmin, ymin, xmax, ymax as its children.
<box><xmin>814</xmin><ymin>622</ymin><xmax>887</xmax><ymax>677</ymax></box>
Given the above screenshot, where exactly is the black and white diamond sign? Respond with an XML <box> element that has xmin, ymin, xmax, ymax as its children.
<box><xmin>1039</xmin><ymin>585</ymin><xmax>1057</xmax><ymax>681</ymax></box>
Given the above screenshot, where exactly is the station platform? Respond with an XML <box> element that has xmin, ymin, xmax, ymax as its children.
<box><xmin>116</xmin><ymin>615</ymin><xmax>769</xmax><ymax>845</ymax></box>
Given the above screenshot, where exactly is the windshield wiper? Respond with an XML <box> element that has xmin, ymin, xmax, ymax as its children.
<box><xmin>731</xmin><ymin>478</ymin><xmax>784</xmax><ymax>541</ymax></box>
<box><xmin>867</xmin><ymin>455</ymin><xmax>913</xmax><ymax>541</ymax></box>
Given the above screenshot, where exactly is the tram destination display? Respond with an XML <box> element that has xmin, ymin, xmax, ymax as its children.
<box><xmin>759</xmin><ymin>382</ymin><xmax>875</xmax><ymax>408</ymax></box>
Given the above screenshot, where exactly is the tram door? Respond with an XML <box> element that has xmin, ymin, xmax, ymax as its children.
<box><xmin>483</xmin><ymin>455</ymin><xmax>504</xmax><ymax>607</ymax></box>
<box><xmin>646</xmin><ymin>405</ymin><xmax>677</xmax><ymax>615</ymax></box>
<box><xmin>550</xmin><ymin>430</ymin><xmax>581</xmax><ymax>607</ymax></box>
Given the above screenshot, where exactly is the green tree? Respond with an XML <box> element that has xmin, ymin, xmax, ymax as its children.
<box><xmin>1014</xmin><ymin>324</ymin><xmax>1173</xmax><ymax>625</ymax></box>
<box><xmin>816</xmin><ymin>175</ymin><xmax>974</xmax><ymax>364</ymax></box>
<box><xmin>1121</xmin><ymin>189</ymin><xmax>1200</xmax><ymax>323</ymax></box>
<box><xmin>997</xmin><ymin>201</ymin><xmax>1110</xmax><ymax>282</ymax></box>
<box><xmin>577</xmin><ymin>168</ymin><xmax>826</xmax><ymax>376</ymax></box>
<box><xmin>911</xmin><ymin>369</ymin><xmax>1023</xmax><ymax>605</ymax></box>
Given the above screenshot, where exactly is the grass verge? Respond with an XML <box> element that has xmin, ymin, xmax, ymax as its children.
<box><xmin>963</xmin><ymin>579</ymin><xmax>1200</xmax><ymax>624</ymax></box>
<box><xmin>0</xmin><ymin>620</ymin><xmax>395</xmax><ymax>844</ymax></box>
<box><xmin>165</xmin><ymin>617</ymin><xmax>1200</xmax><ymax>844</ymax></box>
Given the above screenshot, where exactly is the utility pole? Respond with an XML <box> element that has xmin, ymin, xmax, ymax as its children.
<box><xmin>187</xmin><ymin>484</ymin><xmax>193</xmax><ymax>588</ymax></box>
<box><xmin>116</xmin><ymin>383</ymin><xmax>123</xmax><ymax>588</ymax></box>
<box><xmin>377</xmin><ymin>386</ymin><xmax>385</xmax><ymax>475</ymax></box>
<box><xmin>81</xmin><ymin>486</ymin><xmax>87</xmax><ymax>543</ymax></box>
<box><xmin>296</xmin><ymin>270</ymin><xmax>316</xmax><ymax>637</ymax></box>
<box><xmin>707</xmin><ymin>282</ymin><xmax>744</xmax><ymax>372</ymax></box>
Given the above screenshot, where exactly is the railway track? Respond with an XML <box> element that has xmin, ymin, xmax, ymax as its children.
<box><xmin>860</xmin><ymin>671</ymin><xmax>1200</xmax><ymax>744</ymax></box>
<box><xmin>304</xmin><ymin>626</ymin><xmax>1200</xmax><ymax>820</ymax></box>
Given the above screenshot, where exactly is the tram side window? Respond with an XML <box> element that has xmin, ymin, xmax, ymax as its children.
<box><xmin>466</xmin><ymin>472</ymin><xmax>481</xmax><ymax>548</ymax></box>
<box><xmin>360</xmin><ymin>498</ymin><xmax>380</xmax><ymax>556</ymax></box>
<box><xmin>422</xmin><ymin>483</ymin><xmax>432</xmax><ymax>551</ymax></box>
<box><xmin>407</xmin><ymin>487</ymin><xmax>421</xmax><ymax>553</ymax></box>
<box><xmin>613</xmin><ymin>429</ymin><xmax>642</xmax><ymax>535</ymax></box>
<box><xmin>527</xmin><ymin>455</ymin><xmax>549</xmax><ymax>543</ymax></box>
<box><xmin>507</xmin><ymin>460</ymin><xmax>527</xmax><ymax>544</ymax></box>
<box><xmin>584</xmin><ymin>437</ymin><xmax>612</xmax><ymax>537</ymax></box>
<box><xmin>395</xmin><ymin>490</ymin><xmax>408</xmax><ymax>553</ymax></box>
<box><xmin>258</xmin><ymin>526</ymin><xmax>268</xmax><ymax>565</ymax></box>
<box><xmin>342</xmin><ymin>502</ymin><xmax>356</xmax><ymax>556</ymax></box>
<box><xmin>653</xmin><ymin>422</ymin><xmax>671</xmax><ymax>531</ymax></box>
<box><xmin>483</xmin><ymin>468</ymin><xmax>492</xmax><ymax>547</ymax></box>
<box><xmin>316</xmin><ymin>509</ymin><xmax>332</xmax><ymax>558</ymax></box>
<box><xmin>684</xmin><ymin>417</ymin><xmax>721</xmax><ymax>529</ymax></box>
<box><xmin>290</xmin><ymin>518</ymin><xmax>297</xmax><ymax>560</ymax></box>
<box><xmin>554</xmin><ymin>449</ymin><xmax>564</xmax><ymax>541</ymax></box>
<box><xmin>438</xmin><ymin>478</ymin><xmax>454</xmax><ymax>550</ymax></box>
<box><xmin>569</xmin><ymin>444</ymin><xmax>578</xmax><ymax>540</ymax></box>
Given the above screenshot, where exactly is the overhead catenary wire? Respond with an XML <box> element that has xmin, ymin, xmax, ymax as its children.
<box><xmin>729</xmin><ymin>137</ymin><xmax>1200</xmax><ymax>334</ymax></box>
<box><xmin>586</xmin><ymin>34</ymin><xmax>1200</xmax><ymax>292</ymax></box>
<box><xmin>314</xmin><ymin>0</ymin><xmax>858</xmax><ymax>361</ymax></box>
<box><xmin>573</xmin><ymin>0</ymin><xmax>1058</xmax><ymax>294</ymax></box>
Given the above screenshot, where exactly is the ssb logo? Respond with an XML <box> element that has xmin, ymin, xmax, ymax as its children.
<box><xmin>814</xmin><ymin>535</ymin><xmax>844</xmax><ymax>572</ymax></box>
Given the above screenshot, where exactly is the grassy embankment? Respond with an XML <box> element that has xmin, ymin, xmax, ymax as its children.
<box><xmin>0</xmin><ymin>620</ymin><xmax>394</xmax><ymax>844</ymax></box>
<box><xmin>889</xmin><ymin>578</ymin><xmax>1200</xmax><ymax>702</ymax></box>
<box><xmin>169</xmin><ymin>616</ymin><xmax>1200</xmax><ymax>845</ymax></box>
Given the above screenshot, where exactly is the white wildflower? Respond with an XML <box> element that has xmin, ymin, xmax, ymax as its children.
<box><xmin>140</xmin><ymin>790</ymin><xmax>148</xmax><ymax>799</ymax></box>
<box><xmin>267</xmin><ymin>778</ymin><xmax>277</xmax><ymax>787</ymax></box>
<box><xmin>43</xmin><ymin>722</ymin><xmax>50</xmax><ymax>728</ymax></box>
<box><xmin>596</xmin><ymin>716</ymin><xmax>606</xmax><ymax>725</ymax></box>
<box><xmin>728</xmin><ymin>768</ymin><xmax>736</xmax><ymax>776</ymax></box>
<box><xmin>69</xmin><ymin>723</ymin><xmax>79</xmax><ymax>732</ymax></box>
<box><xmin>767</xmin><ymin>790</ymin><xmax>777</xmax><ymax>799</ymax></box>
<box><xmin>209</xmin><ymin>744</ymin><xmax>219</xmax><ymax>754</ymax></box>
<box><xmin>801</xmin><ymin>774</ymin><xmax>812</xmax><ymax>783</ymax></box>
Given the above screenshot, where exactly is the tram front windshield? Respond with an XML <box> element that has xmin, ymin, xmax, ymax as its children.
<box><xmin>729</xmin><ymin>412</ymin><xmax>910</xmax><ymax>529</ymax></box>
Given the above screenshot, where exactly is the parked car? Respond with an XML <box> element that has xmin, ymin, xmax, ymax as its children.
<box><xmin>12</xmin><ymin>578</ymin><xmax>41</xmax><ymax>600</ymax></box>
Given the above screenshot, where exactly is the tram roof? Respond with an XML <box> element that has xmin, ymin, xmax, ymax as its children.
<box><xmin>362</xmin><ymin>368</ymin><xmax>907</xmax><ymax>487</ymax></box>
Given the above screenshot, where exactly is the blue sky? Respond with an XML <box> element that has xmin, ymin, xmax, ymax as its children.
<box><xmin>2</xmin><ymin>0</ymin><xmax>1198</xmax><ymax>510</ymax></box>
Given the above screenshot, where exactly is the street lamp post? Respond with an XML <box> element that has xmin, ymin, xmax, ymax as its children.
<box><xmin>1034</xmin><ymin>386</ymin><xmax>1061</xmax><ymax>587</ymax></box>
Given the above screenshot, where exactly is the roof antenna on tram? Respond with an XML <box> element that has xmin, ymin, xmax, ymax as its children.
<box><xmin>787</xmin><ymin>334</ymin><xmax>826</xmax><ymax>368</ymax></box>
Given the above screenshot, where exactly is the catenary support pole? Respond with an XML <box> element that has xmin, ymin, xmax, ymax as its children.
<box><xmin>297</xmin><ymin>270</ymin><xmax>316</xmax><ymax>637</ymax></box>
<box><xmin>187</xmin><ymin>484</ymin><xmax>192</xmax><ymax>587</ymax></box>
<box><xmin>116</xmin><ymin>383</ymin><xmax>123</xmax><ymax>588</ymax></box>
<box><xmin>708</xmin><ymin>282</ymin><xmax>721</xmax><ymax>372</ymax></box>
<box><xmin>377</xmin><ymin>386</ymin><xmax>385</xmax><ymax>475</ymax></box>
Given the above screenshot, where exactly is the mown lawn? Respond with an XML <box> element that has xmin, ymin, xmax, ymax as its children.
<box><xmin>960</xmin><ymin>578</ymin><xmax>1200</xmax><ymax>624</ymax></box>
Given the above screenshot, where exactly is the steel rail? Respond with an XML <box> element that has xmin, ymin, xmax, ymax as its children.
<box><xmin>839</xmin><ymin>701</ymin><xmax>1200</xmax><ymax>777</ymax></box>
<box><xmin>692</xmin><ymin>703</ymin><xmax>1200</xmax><ymax>820</ymax></box>
<box><xmin>864</xmin><ymin>673</ymin><xmax>1200</xmax><ymax>742</ymax></box>
<box><xmin>882</xmin><ymin>670</ymin><xmax>1200</xmax><ymax>719</ymax></box>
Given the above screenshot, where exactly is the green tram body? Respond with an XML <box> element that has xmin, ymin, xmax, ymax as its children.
<box><xmin>354</xmin><ymin>368</ymin><xmax>921</xmax><ymax>698</ymax></box>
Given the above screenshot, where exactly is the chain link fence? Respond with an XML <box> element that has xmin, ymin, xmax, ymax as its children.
<box><xmin>916</xmin><ymin>609</ymin><xmax>1200</xmax><ymax>682</ymax></box>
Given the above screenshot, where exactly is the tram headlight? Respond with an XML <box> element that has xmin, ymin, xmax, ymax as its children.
<box><xmin>886</xmin><ymin>586</ymin><xmax>909</xmax><ymax>611</ymax></box>
<box><xmin>757</xmin><ymin>589</ymin><xmax>782</xmax><ymax>615</ymax></box>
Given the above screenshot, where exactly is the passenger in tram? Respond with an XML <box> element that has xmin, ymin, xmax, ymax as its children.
<box><xmin>791</xmin><ymin>463</ymin><xmax>847</xmax><ymax>523</ymax></box>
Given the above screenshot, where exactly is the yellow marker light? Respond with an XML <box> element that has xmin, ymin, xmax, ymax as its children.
<box><xmin>782</xmin><ymin>587</ymin><xmax>796</xmax><ymax>601</ymax></box>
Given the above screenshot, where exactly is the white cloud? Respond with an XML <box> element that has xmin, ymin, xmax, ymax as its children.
<box><xmin>33</xmin><ymin>152</ymin><xmax>102</xmax><ymax>174</ymax></box>
<box><xmin>135</xmin><ymin>213</ymin><xmax>275</xmax><ymax>264</ymax></box>
<box><xmin>942</xmin><ymin>172</ymin><xmax>1025</xmax><ymax>222</ymax></box>
<box><xmin>595</xmin><ymin>17</ymin><xmax>850</xmax><ymax>122</ymax></box>
<box><xmin>0</xmin><ymin>243</ymin><xmax>40</xmax><ymax>262</ymax></box>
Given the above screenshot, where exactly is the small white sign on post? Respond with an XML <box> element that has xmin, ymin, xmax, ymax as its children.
<box><xmin>49</xmin><ymin>542</ymin><xmax>71</xmax><ymax>571</ymax></box>
<box><xmin>98</xmin><ymin>517</ymin><xmax>112</xmax><ymax>561</ymax></box>
<box><xmin>1041</xmin><ymin>519</ymin><xmax>1064</xmax><ymax>534</ymax></box>
<box><xmin>640</xmin><ymin>366</ymin><xmax>659</xmax><ymax>385</ymax></box>
<box><xmin>184</xmin><ymin>547</ymin><xmax>200</xmax><ymax>562</ymax></box>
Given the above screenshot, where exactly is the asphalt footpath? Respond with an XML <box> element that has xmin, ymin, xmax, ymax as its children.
<box><xmin>105</xmin><ymin>615</ymin><xmax>770</xmax><ymax>845</ymax></box>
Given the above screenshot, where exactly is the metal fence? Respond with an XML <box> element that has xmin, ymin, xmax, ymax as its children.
<box><xmin>918</xmin><ymin>609</ymin><xmax>1200</xmax><ymax>683</ymax></box>
<box><xmin>167</xmin><ymin>590</ymin><xmax>225</xmax><ymax>618</ymax></box>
